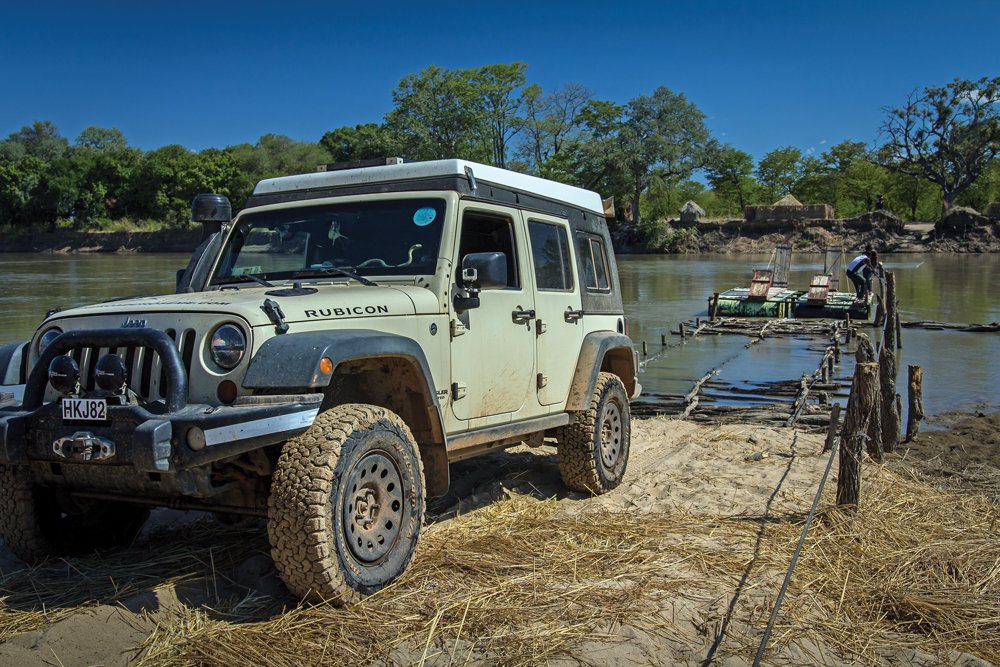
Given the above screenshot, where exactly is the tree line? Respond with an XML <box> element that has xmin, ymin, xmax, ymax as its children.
<box><xmin>1</xmin><ymin>65</ymin><xmax>997</xmax><ymax>238</ymax></box>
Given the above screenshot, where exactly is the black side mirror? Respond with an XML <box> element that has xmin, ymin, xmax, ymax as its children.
<box><xmin>461</xmin><ymin>252</ymin><xmax>507</xmax><ymax>290</ymax></box>
<box><xmin>454</xmin><ymin>252</ymin><xmax>507</xmax><ymax>313</ymax></box>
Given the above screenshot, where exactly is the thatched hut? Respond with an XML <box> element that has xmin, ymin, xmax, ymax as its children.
<box><xmin>678</xmin><ymin>200</ymin><xmax>705</xmax><ymax>224</ymax></box>
<box><xmin>744</xmin><ymin>195</ymin><xmax>835</xmax><ymax>223</ymax></box>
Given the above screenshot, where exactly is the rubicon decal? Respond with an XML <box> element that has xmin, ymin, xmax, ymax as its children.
<box><xmin>304</xmin><ymin>305</ymin><xmax>390</xmax><ymax>318</ymax></box>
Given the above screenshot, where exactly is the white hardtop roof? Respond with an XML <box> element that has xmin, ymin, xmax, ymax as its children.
<box><xmin>252</xmin><ymin>159</ymin><xmax>605</xmax><ymax>215</ymax></box>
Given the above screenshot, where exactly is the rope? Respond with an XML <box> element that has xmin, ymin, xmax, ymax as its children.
<box><xmin>751</xmin><ymin>427</ymin><xmax>841</xmax><ymax>666</ymax></box>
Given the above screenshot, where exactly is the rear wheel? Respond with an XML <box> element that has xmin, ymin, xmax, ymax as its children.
<box><xmin>0</xmin><ymin>464</ymin><xmax>149</xmax><ymax>562</ymax></box>
<box><xmin>267</xmin><ymin>404</ymin><xmax>425</xmax><ymax>604</ymax></box>
<box><xmin>557</xmin><ymin>372</ymin><xmax>631</xmax><ymax>494</ymax></box>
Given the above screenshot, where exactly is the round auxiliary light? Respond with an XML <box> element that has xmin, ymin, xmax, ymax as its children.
<box><xmin>95</xmin><ymin>353</ymin><xmax>128</xmax><ymax>392</ymax></box>
<box><xmin>48</xmin><ymin>355</ymin><xmax>80</xmax><ymax>395</ymax></box>
<box><xmin>209</xmin><ymin>324</ymin><xmax>246</xmax><ymax>370</ymax></box>
<box><xmin>38</xmin><ymin>328</ymin><xmax>63</xmax><ymax>356</ymax></box>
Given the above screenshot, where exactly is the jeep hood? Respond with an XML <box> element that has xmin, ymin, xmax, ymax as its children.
<box><xmin>47</xmin><ymin>285</ymin><xmax>438</xmax><ymax>328</ymax></box>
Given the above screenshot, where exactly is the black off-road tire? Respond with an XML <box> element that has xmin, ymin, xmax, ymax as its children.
<box><xmin>557</xmin><ymin>372</ymin><xmax>631</xmax><ymax>494</ymax></box>
<box><xmin>267</xmin><ymin>404</ymin><xmax>425</xmax><ymax>605</ymax></box>
<box><xmin>0</xmin><ymin>464</ymin><xmax>149</xmax><ymax>562</ymax></box>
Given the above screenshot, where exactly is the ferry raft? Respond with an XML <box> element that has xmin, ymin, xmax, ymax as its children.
<box><xmin>711</xmin><ymin>245</ymin><xmax>872</xmax><ymax>320</ymax></box>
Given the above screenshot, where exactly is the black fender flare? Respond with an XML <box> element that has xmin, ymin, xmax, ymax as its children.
<box><xmin>565</xmin><ymin>332</ymin><xmax>640</xmax><ymax>412</ymax></box>
<box><xmin>0</xmin><ymin>340</ymin><xmax>28</xmax><ymax>385</ymax></box>
<box><xmin>242</xmin><ymin>330</ymin><xmax>449</xmax><ymax>494</ymax></box>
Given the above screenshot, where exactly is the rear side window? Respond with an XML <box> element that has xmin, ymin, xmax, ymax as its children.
<box><xmin>578</xmin><ymin>234</ymin><xmax>611</xmax><ymax>292</ymax></box>
<box><xmin>528</xmin><ymin>221</ymin><xmax>573</xmax><ymax>291</ymax></box>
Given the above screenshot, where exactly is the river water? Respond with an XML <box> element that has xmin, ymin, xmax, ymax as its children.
<box><xmin>1</xmin><ymin>252</ymin><xmax>997</xmax><ymax>418</ymax></box>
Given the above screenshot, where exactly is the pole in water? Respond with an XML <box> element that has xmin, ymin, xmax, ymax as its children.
<box><xmin>661</xmin><ymin>333</ymin><xmax>666</xmax><ymax>346</ymax></box>
<box><xmin>679</xmin><ymin>322</ymin><xmax>686</xmax><ymax>338</ymax></box>
<box><xmin>642</xmin><ymin>340</ymin><xmax>648</xmax><ymax>358</ymax></box>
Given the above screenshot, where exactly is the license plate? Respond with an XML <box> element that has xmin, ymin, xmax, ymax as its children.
<box><xmin>61</xmin><ymin>397</ymin><xmax>108</xmax><ymax>422</ymax></box>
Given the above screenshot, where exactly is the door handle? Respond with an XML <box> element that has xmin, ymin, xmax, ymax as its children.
<box><xmin>564</xmin><ymin>308</ymin><xmax>584</xmax><ymax>322</ymax></box>
<box><xmin>512</xmin><ymin>308</ymin><xmax>535</xmax><ymax>323</ymax></box>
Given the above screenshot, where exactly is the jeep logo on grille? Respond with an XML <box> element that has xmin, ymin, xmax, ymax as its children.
<box><xmin>121</xmin><ymin>317</ymin><xmax>147</xmax><ymax>329</ymax></box>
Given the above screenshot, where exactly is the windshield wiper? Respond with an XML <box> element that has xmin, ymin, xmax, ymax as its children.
<box><xmin>291</xmin><ymin>267</ymin><xmax>378</xmax><ymax>287</ymax></box>
<box><xmin>214</xmin><ymin>273</ymin><xmax>274</xmax><ymax>289</ymax></box>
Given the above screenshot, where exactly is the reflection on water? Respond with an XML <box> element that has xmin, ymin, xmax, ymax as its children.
<box><xmin>1</xmin><ymin>252</ymin><xmax>997</xmax><ymax>417</ymax></box>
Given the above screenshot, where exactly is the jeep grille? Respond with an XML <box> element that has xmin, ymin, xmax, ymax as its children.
<box><xmin>69</xmin><ymin>328</ymin><xmax>196</xmax><ymax>402</ymax></box>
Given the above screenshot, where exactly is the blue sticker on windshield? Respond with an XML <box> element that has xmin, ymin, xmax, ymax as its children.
<box><xmin>413</xmin><ymin>207</ymin><xmax>437</xmax><ymax>226</ymax></box>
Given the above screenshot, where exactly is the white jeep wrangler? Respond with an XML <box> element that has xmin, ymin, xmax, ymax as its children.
<box><xmin>0</xmin><ymin>159</ymin><xmax>640</xmax><ymax>603</ymax></box>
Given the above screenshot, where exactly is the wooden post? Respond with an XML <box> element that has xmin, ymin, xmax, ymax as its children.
<box><xmin>679</xmin><ymin>323</ymin><xmax>686</xmax><ymax>338</ymax></box>
<box><xmin>879</xmin><ymin>343</ymin><xmax>900</xmax><ymax>453</ymax></box>
<box><xmin>696</xmin><ymin>317</ymin><xmax>701</xmax><ymax>328</ymax></box>
<box><xmin>710</xmin><ymin>293</ymin><xmax>719</xmax><ymax>321</ymax></box>
<box><xmin>661</xmin><ymin>333</ymin><xmax>666</xmax><ymax>346</ymax></box>
<box><xmin>883</xmin><ymin>272</ymin><xmax>897</xmax><ymax>350</ymax></box>
<box><xmin>833</xmin><ymin>336</ymin><xmax>841</xmax><ymax>362</ymax></box>
<box><xmin>895</xmin><ymin>310</ymin><xmax>902</xmax><ymax>350</ymax></box>
<box><xmin>905</xmin><ymin>365</ymin><xmax>924</xmax><ymax>442</ymax></box>
<box><xmin>827</xmin><ymin>353</ymin><xmax>835</xmax><ymax>378</ymax></box>
<box><xmin>642</xmin><ymin>341</ymin><xmax>648</xmax><ymax>358</ymax></box>
<box><xmin>837</xmin><ymin>362</ymin><xmax>879</xmax><ymax>507</ymax></box>
<box><xmin>855</xmin><ymin>333</ymin><xmax>876</xmax><ymax>364</ymax></box>
<box><xmin>823</xmin><ymin>402</ymin><xmax>842</xmax><ymax>453</ymax></box>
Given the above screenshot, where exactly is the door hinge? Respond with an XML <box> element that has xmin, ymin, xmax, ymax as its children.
<box><xmin>535</xmin><ymin>319</ymin><xmax>546</xmax><ymax>335</ymax></box>
<box><xmin>536</xmin><ymin>373</ymin><xmax>548</xmax><ymax>389</ymax></box>
<box><xmin>451</xmin><ymin>382</ymin><xmax>467</xmax><ymax>400</ymax></box>
<box><xmin>450</xmin><ymin>319</ymin><xmax>467</xmax><ymax>337</ymax></box>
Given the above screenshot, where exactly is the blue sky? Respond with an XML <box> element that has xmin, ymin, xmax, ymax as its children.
<box><xmin>2</xmin><ymin>0</ymin><xmax>997</xmax><ymax>162</ymax></box>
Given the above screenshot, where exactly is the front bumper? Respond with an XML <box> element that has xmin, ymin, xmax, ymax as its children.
<box><xmin>0</xmin><ymin>394</ymin><xmax>322</xmax><ymax>472</ymax></box>
<box><xmin>1</xmin><ymin>327</ymin><xmax>322</xmax><ymax>474</ymax></box>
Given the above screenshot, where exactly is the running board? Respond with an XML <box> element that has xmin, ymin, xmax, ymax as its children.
<box><xmin>446</xmin><ymin>413</ymin><xmax>570</xmax><ymax>462</ymax></box>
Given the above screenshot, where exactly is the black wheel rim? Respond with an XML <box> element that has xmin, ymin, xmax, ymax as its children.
<box><xmin>598</xmin><ymin>398</ymin><xmax>623</xmax><ymax>472</ymax></box>
<box><xmin>343</xmin><ymin>450</ymin><xmax>405</xmax><ymax>563</ymax></box>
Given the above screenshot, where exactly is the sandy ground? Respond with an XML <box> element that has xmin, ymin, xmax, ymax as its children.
<box><xmin>0</xmin><ymin>413</ymin><xmax>995</xmax><ymax>666</ymax></box>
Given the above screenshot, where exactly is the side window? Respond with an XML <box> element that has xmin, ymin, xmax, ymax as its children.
<box><xmin>577</xmin><ymin>234</ymin><xmax>611</xmax><ymax>292</ymax></box>
<box><xmin>528</xmin><ymin>221</ymin><xmax>573</xmax><ymax>291</ymax></box>
<box><xmin>458</xmin><ymin>211</ymin><xmax>519</xmax><ymax>289</ymax></box>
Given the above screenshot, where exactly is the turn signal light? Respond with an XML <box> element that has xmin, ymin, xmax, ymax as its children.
<box><xmin>319</xmin><ymin>357</ymin><xmax>334</xmax><ymax>375</ymax></box>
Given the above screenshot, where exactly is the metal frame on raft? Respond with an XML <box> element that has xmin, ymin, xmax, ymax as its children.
<box><xmin>708</xmin><ymin>245</ymin><xmax>873</xmax><ymax>320</ymax></box>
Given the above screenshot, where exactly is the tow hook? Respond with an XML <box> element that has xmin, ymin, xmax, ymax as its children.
<box><xmin>53</xmin><ymin>432</ymin><xmax>116</xmax><ymax>461</ymax></box>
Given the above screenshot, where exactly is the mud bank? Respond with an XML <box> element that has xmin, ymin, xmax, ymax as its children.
<box><xmin>0</xmin><ymin>229</ymin><xmax>200</xmax><ymax>254</ymax></box>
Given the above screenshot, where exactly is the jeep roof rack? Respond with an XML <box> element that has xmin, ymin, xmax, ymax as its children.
<box><xmin>253</xmin><ymin>159</ymin><xmax>605</xmax><ymax>215</ymax></box>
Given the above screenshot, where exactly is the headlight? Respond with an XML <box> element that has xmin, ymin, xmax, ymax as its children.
<box><xmin>209</xmin><ymin>324</ymin><xmax>246</xmax><ymax>370</ymax></box>
<box><xmin>38</xmin><ymin>328</ymin><xmax>63</xmax><ymax>356</ymax></box>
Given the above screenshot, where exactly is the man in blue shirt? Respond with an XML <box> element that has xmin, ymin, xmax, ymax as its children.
<box><xmin>846</xmin><ymin>250</ymin><xmax>876</xmax><ymax>301</ymax></box>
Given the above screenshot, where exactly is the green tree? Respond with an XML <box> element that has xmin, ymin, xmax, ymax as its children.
<box><xmin>0</xmin><ymin>120</ymin><xmax>69</xmax><ymax>162</ymax></box>
<box><xmin>573</xmin><ymin>87</ymin><xmax>709</xmax><ymax>227</ymax></box>
<box><xmin>472</xmin><ymin>62</ymin><xmax>527</xmax><ymax>168</ymax></box>
<box><xmin>518</xmin><ymin>83</ymin><xmax>591</xmax><ymax>175</ymax></box>
<box><xmin>878</xmin><ymin>76</ymin><xmax>1000</xmax><ymax>212</ymax></box>
<box><xmin>386</xmin><ymin>65</ymin><xmax>487</xmax><ymax>162</ymax></box>
<box><xmin>704</xmin><ymin>144</ymin><xmax>758</xmax><ymax>212</ymax></box>
<box><xmin>319</xmin><ymin>123</ymin><xmax>402</xmax><ymax>163</ymax></box>
<box><xmin>756</xmin><ymin>146</ymin><xmax>803</xmax><ymax>202</ymax></box>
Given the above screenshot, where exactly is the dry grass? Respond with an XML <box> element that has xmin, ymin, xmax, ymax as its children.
<box><xmin>1</xmin><ymin>459</ymin><xmax>997</xmax><ymax>666</ymax></box>
<box><xmin>757</xmin><ymin>463</ymin><xmax>1000</xmax><ymax>664</ymax></box>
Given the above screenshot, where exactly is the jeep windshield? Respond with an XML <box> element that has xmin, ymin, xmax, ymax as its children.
<box><xmin>212</xmin><ymin>198</ymin><xmax>446</xmax><ymax>285</ymax></box>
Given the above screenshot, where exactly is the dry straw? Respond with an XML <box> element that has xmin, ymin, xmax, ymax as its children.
<box><xmin>0</xmin><ymin>458</ymin><xmax>996</xmax><ymax>665</ymax></box>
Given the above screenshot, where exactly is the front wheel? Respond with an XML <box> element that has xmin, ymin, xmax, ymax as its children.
<box><xmin>557</xmin><ymin>372</ymin><xmax>631</xmax><ymax>494</ymax></box>
<box><xmin>0</xmin><ymin>464</ymin><xmax>149</xmax><ymax>562</ymax></box>
<box><xmin>267</xmin><ymin>404</ymin><xmax>425</xmax><ymax>604</ymax></box>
